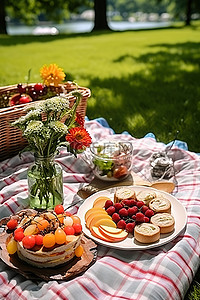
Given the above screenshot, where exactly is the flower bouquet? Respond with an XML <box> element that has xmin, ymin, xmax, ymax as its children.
<box><xmin>11</xmin><ymin>92</ymin><xmax>92</xmax><ymax>210</ymax></box>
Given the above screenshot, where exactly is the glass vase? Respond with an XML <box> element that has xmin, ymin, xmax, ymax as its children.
<box><xmin>28</xmin><ymin>154</ymin><xmax>63</xmax><ymax>210</ymax></box>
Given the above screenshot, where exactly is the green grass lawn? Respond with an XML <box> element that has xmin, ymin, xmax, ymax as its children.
<box><xmin>0</xmin><ymin>22</ymin><xmax>200</xmax><ymax>299</ymax></box>
<box><xmin>0</xmin><ymin>22</ymin><xmax>200</xmax><ymax>153</ymax></box>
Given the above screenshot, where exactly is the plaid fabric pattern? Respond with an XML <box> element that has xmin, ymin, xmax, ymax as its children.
<box><xmin>0</xmin><ymin>119</ymin><xmax>200</xmax><ymax>300</ymax></box>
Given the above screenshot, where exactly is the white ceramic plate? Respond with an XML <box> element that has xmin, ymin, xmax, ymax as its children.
<box><xmin>77</xmin><ymin>186</ymin><xmax>187</xmax><ymax>250</ymax></box>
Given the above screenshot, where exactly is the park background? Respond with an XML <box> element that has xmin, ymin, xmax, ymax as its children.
<box><xmin>0</xmin><ymin>1</ymin><xmax>200</xmax><ymax>299</ymax></box>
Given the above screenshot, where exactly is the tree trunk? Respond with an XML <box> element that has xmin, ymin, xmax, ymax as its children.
<box><xmin>0</xmin><ymin>0</ymin><xmax>7</xmax><ymax>34</ymax></box>
<box><xmin>185</xmin><ymin>0</ymin><xmax>192</xmax><ymax>25</ymax></box>
<box><xmin>93</xmin><ymin>0</ymin><xmax>110</xmax><ymax>31</ymax></box>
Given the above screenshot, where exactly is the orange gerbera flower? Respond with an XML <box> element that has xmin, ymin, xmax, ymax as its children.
<box><xmin>40</xmin><ymin>64</ymin><xmax>65</xmax><ymax>87</ymax></box>
<box><xmin>65</xmin><ymin>127</ymin><xmax>92</xmax><ymax>151</ymax></box>
<box><xmin>75</xmin><ymin>112</ymin><xmax>85</xmax><ymax>127</ymax></box>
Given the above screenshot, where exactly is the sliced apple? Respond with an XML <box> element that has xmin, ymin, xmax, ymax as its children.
<box><xmin>99</xmin><ymin>225</ymin><xmax>122</xmax><ymax>234</ymax></box>
<box><xmin>98</xmin><ymin>226</ymin><xmax>128</xmax><ymax>242</ymax></box>
<box><xmin>87</xmin><ymin>214</ymin><xmax>112</xmax><ymax>229</ymax></box>
<box><xmin>90</xmin><ymin>226</ymin><xmax>112</xmax><ymax>242</ymax></box>
<box><xmin>93</xmin><ymin>196</ymin><xmax>112</xmax><ymax>208</ymax></box>
<box><xmin>85</xmin><ymin>207</ymin><xmax>107</xmax><ymax>222</ymax></box>
<box><xmin>86</xmin><ymin>210</ymin><xmax>108</xmax><ymax>227</ymax></box>
<box><xmin>94</xmin><ymin>219</ymin><xmax>117</xmax><ymax>229</ymax></box>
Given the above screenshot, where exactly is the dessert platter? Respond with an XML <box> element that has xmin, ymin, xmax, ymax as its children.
<box><xmin>0</xmin><ymin>205</ymin><xmax>97</xmax><ymax>281</ymax></box>
<box><xmin>77</xmin><ymin>186</ymin><xmax>187</xmax><ymax>250</ymax></box>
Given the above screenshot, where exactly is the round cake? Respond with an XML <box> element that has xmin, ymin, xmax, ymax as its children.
<box><xmin>6</xmin><ymin>206</ymin><xmax>83</xmax><ymax>268</ymax></box>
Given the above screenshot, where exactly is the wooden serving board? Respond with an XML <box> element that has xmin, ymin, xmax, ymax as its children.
<box><xmin>0</xmin><ymin>211</ymin><xmax>97</xmax><ymax>281</ymax></box>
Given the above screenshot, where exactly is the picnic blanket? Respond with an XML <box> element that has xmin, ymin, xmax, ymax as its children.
<box><xmin>0</xmin><ymin>118</ymin><xmax>200</xmax><ymax>300</ymax></box>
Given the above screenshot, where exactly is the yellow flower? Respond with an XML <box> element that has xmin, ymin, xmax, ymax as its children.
<box><xmin>40</xmin><ymin>64</ymin><xmax>65</xmax><ymax>87</ymax></box>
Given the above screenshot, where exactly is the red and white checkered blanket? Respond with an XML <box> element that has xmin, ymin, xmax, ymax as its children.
<box><xmin>0</xmin><ymin>119</ymin><xmax>200</xmax><ymax>300</ymax></box>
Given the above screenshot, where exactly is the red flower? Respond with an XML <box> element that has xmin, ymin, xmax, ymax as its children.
<box><xmin>66</xmin><ymin>127</ymin><xmax>92</xmax><ymax>150</ymax></box>
<box><xmin>75</xmin><ymin>112</ymin><xmax>85</xmax><ymax>127</ymax></box>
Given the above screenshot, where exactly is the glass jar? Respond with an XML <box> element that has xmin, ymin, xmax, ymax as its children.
<box><xmin>89</xmin><ymin>141</ymin><xmax>133</xmax><ymax>181</ymax></box>
<box><xmin>28</xmin><ymin>154</ymin><xmax>63</xmax><ymax>210</ymax></box>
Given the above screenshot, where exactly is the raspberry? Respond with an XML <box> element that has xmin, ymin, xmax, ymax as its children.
<box><xmin>145</xmin><ymin>209</ymin><xmax>154</xmax><ymax>218</ymax></box>
<box><xmin>129</xmin><ymin>206</ymin><xmax>138</xmax><ymax>216</ymax></box>
<box><xmin>128</xmin><ymin>207</ymin><xmax>137</xmax><ymax>217</ymax></box>
<box><xmin>117</xmin><ymin>219</ymin><xmax>126</xmax><ymax>229</ymax></box>
<box><xmin>126</xmin><ymin>222</ymin><xmax>135</xmax><ymax>234</ymax></box>
<box><xmin>105</xmin><ymin>200</ymin><xmax>114</xmax><ymax>209</ymax></box>
<box><xmin>118</xmin><ymin>208</ymin><xmax>128</xmax><ymax>218</ymax></box>
<box><xmin>112</xmin><ymin>213</ymin><xmax>121</xmax><ymax>223</ymax></box>
<box><xmin>137</xmin><ymin>201</ymin><xmax>145</xmax><ymax>208</ymax></box>
<box><xmin>106</xmin><ymin>206</ymin><xmax>116</xmax><ymax>216</ymax></box>
<box><xmin>132</xmin><ymin>215</ymin><xmax>136</xmax><ymax>220</ymax></box>
<box><xmin>122</xmin><ymin>199</ymin><xmax>132</xmax><ymax>206</ymax></box>
<box><xmin>114</xmin><ymin>202</ymin><xmax>123</xmax><ymax>211</ymax></box>
<box><xmin>128</xmin><ymin>199</ymin><xmax>137</xmax><ymax>207</ymax></box>
<box><xmin>144</xmin><ymin>216</ymin><xmax>150</xmax><ymax>223</ymax></box>
<box><xmin>136</xmin><ymin>212</ymin><xmax>145</xmax><ymax>222</ymax></box>
<box><xmin>142</xmin><ymin>205</ymin><xmax>149</xmax><ymax>213</ymax></box>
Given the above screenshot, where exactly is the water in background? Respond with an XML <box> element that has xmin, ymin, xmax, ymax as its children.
<box><xmin>7</xmin><ymin>20</ymin><xmax>171</xmax><ymax>35</ymax></box>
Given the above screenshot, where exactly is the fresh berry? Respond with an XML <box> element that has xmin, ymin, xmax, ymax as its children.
<box><xmin>106</xmin><ymin>206</ymin><xmax>116</xmax><ymax>216</ymax></box>
<box><xmin>35</xmin><ymin>234</ymin><xmax>43</xmax><ymax>246</ymax></box>
<box><xmin>7</xmin><ymin>239</ymin><xmax>18</xmax><ymax>254</ymax></box>
<box><xmin>122</xmin><ymin>199</ymin><xmax>131</xmax><ymax>206</ymax></box>
<box><xmin>117</xmin><ymin>219</ymin><xmax>126</xmax><ymax>229</ymax></box>
<box><xmin>118</xmin><ymin>208</ymin><xmax>128</xmax><ymax>218</ymax></box>
<box><xmin>112</xmin><ymin>213</ymin><xmax>121</xmax><ymax>223</ymax></box>
<box><xmin>64</xmin><ymin>226</ymin><xmax>75</xmax><ymax>235</ymax></box>
<box><xmin>128</xmin><ymin>206</ymin><xmax>138</xmax><ymax>216</ymax></box>
<box><xmin>132</xmin><ymin>215</ymin><xmax>136</xmax><ymax>220</ymax></box>
<box><xmin>135</xmin><ymin>212</ymin><xmax>145</xmax><ymax>222</ymax></box>
<box><xmin>142</xmin><ymin>205</ymin><xmax>149</xmax><ymax>213</ymax></box>
<box><xmin>17</xmin><ymin>83</ymin><xmax>26</xmax><ymax>94</ymax></box>
<box><xmin>19</xmin><ymin>95</ymin><xmax>32</xmax><ymax>104</ymax></box>
<box><xmin>73</xmin><ymin>223</ymin><xmax>82</xmax><ymax>234</ymax></box>
<box><xmin>54</xmin><ymin>204</ymin><xmax>64</xmax><ymax>215</ymax></box>
<box><xmin>14</xmin><ymin>230</ymin><xmax>24</xmax><ymax>242</ymax></box>
<box><xmin>126</xmin><ymin>222</ymin><xmax>135</xmax><ymax>234</ymax></box>
<box><xmin>22</xmin><ymin>235</ymin><xmax>36</xmax><ymax>249</ymax></box>
<box><xmin>55</xmin><ymin>227</ymin><xmax>66</xmax><ymax>244</ymax></box>
<box><xmin>128</xmin><ymin>199</ymin><xmax>137</xmax><ymax>207</ymax></box>
<box><xmin>145</xmin><ymin>209</ymin><xmax>154</xmax><ymax>218</ymax></box>
<box><xmin>7</xmin><ymin>219</ymin><xmax>18</xmax><ymax>230</ymax></box>
<box><xmin>29</xmin><ymin>89</ymin><xmax>38</xmax><ymax>100</ymax></box>
<box><xmin>114</xmin><ymin>202</ymin><xmax>123</xmax><ymax>211</ymax></box>
<box><xmin>144</xmin><ymin>216</ymin><xmax>150</xmax><ymax>223</ymax></box>
<box><xmin>34</xmin><ymin>83</ymin><xmax>44</xmax><ymax>92</ymax></box>
<box><xmin>43</xmin><ymin>233</ymin><xmax>56</xmax><ymax>248</ymax></box>
<box><xmin>104</xmin><ymin>200</ymin><xmax>114</xmax><ymax>209</ymax></box>
<box><xmin>137</xmin><ymin>201</ymin><xmax>145</xmax><ymax>208</ymax></box>
<box><xmin>14</xmin><ymin>227</ymin><xmax>23</xmax><ymax>233</ymax></box>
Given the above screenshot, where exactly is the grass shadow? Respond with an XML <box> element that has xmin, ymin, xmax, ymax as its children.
<box><xmin>86</xmin><ymin>41</ymin><xmax>200</xmax><ymax>152</ymax></box>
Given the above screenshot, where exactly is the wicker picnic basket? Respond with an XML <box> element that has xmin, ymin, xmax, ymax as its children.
<box><xmin>0</xmin><ymin>82</ymin><xmax>91</xmax><ymax>162</ymax></box>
